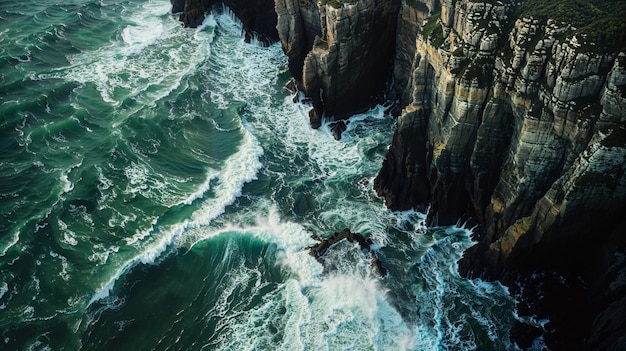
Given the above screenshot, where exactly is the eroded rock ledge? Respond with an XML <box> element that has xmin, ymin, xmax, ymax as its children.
<box><xmin>308</xmin><ymin>229</ymin><xmax>387</xmax><ymax>277</ymax></box>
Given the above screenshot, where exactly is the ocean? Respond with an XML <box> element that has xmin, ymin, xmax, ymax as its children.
<box><xmin>0</xmin><ymin>0</ymin><xmax>527</xmax><ymax>349</ymax></box>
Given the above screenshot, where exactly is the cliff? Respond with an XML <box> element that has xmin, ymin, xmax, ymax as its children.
<box><xmin>276</xmin><ymin>0</ymin><xmax>401</xmax><ymax>127</ymax></box>
<box><xmin>373</xmin><ymin>0</ymin><xmax>626</xmax><ymax>349</ymax></box>
<box><xmin>172</xmin><ymin>0</ymin><xmax>401</xmax><ymax>128</ymax></box>
<box><xmin>376</xmin><ymin>0</ymin><xmax>626</xmax><ymax>269</ymax></box>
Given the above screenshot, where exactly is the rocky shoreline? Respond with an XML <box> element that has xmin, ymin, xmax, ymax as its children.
<box><xmin>171</xmin><ymin>0</ymin><xmax>626</xmax><ymax>349</ymax></box>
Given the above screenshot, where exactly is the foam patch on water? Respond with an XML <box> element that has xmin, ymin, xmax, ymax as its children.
<box><xmin>49</xmin><ymin>251</ymin><xmax>71</xmax><ymax>281</ymax></box>
<box><xmin>187</xmin><ymin>205</ymin><xmax>320</xmax><ymax>285</ymax></box>
<box><xmin>182</xmin><ymin>168</ymin><xmax>219</xmax><ymax>205</ymax></box>
<box><xmin>120</xmin><ymin>2</ymin><xmax>171</xmax><ymax>55</ymax></box>
<box><xmin>0</xmin><ymin>231</ymin><xmax>20</xmax><ymax>257</ymax></box>
<box><xmin>181</xmin><ymin>203</ymin><xmax>417</xmax><ymax>350</ymax></box>
<box><xmin>0</xmin><ymin>282</ymin><xmax>8</xmax><ymax>300</ymax></box>
<box><xmin>40</xmin><ymin>1</ymin><xmax>215</xmax><ymax>111</ymax></box>
<box><xmin>190</xmin><ymin>131</ymin><xmax>262</xmax><ymax>224</ymax></box>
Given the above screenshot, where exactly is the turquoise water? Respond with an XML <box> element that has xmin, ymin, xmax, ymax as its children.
<box><xmin>1</xmin><ymin>1</ymin><xmax>522</xmax><ymax>349</ymax></box>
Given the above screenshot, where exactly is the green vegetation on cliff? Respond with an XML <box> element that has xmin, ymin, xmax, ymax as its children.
<box><xmin>516</xmin><ymin>0</ymin><xmax>626</xmax><ymax>53</ymax></box>
<box><xmin>420</xmin><ymin>12</ymin><xmax>439</xmax><ymax>36</ymax></box>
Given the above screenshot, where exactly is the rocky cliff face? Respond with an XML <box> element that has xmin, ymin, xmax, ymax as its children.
<box><xmin>170</xmin><ymin>0</ymin><xmax>278</xmax><ymax>43</ymax></box>
<box><xmin>375</xmin><ymin>0</ymin><xmax>626</xmax><ymax>274</ymax></box>
<box><xmin>276</xmin><ymin>0</ymin><xmax>401</xmax><ymax>127</ymax></box>
<box><xmin>374</xmin><ymin>0</ymin><xmax>626</xmax><ymax>348</ymax></box>
<box><xmin>173</xmin><ymin>0</ymin><xmax>401</xmax><ymax>128</ymax></box>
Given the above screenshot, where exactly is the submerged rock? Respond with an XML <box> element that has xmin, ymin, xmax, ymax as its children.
<box><xmin>307</xmin><ymin>229</ymin><xmax>387</xmax><ymax>277</ymax></box>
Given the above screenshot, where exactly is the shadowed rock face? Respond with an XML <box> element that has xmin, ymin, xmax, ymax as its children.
<box><xmin>171</xmin><ymin>0</ymin><xmax>278</xmax><ymax>44</ymax></box>
<box><xmin>374</xmin><ymin>0</ymin><xmax>626</xmax><ymax>278</ymax></box>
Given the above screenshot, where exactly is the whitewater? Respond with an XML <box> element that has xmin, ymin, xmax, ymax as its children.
<box><xmin>0</xmin><ymin>0</ymin><xmax>530</xmax><ymax>349</ymax></box>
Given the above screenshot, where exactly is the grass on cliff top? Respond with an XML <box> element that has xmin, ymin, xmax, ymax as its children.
<box><xmin>516</xmin><ymin>0</ymin><xmax>626</xmax><ymax>53</ymax></box>
<box><xmin>319</xmin><ymin>0</ymin><xmax>360</xmax><ymax>8</ymax></box>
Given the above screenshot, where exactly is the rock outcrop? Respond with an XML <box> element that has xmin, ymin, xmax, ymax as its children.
<box><xmin>276</xmin><ymin>0</ymin><xmax>401</xmax><ymax>127</ymax></box>
<box><xmin>308</xmin><ymin>229</ymin><xmax>387</xmax><ymax>277</ymax></box>
<box><xmin>173</xmin><ymin>0</ymin><xmax>400</xmax><ymax>126</ymax></box>
<box><xmin>373</xmin><ymin>0</ymin><xmax>626</xmax><ymax>349</ymax></box>
<box><xmin>375</xmin><ymin>0</ymin><xmax>626</xmax><ymax>274</ymax></box>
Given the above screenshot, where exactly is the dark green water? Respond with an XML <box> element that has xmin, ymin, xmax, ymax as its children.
<box><xmin>0</xmin><ymin>1</ymin><xmax>529</xmax><ymax>349</ymax></box>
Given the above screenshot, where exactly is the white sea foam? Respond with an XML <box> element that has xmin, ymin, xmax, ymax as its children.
<box><xmin>189</xmin><ymin>130</ymin><xmax>263</xmax><ymax>226</ymax></box>
<box><xmin>58</xmin><ymin>219</ymin><xmax>78</xmax><ymax>246</ymax></box>
<box><xmin>39</xmin><ymin>1</ymin><xmax>214</xmax><ymax>112</ymax></box>
<box><xmin>214</xmin><ymin>254</ymin><xmax>414</xmax><ymax>350</ymax></box>
<box><xmin>184</xmin><ymin>203</ymin><xmax>417</xmax><ymax>350</ymax></box>
<box><xmin>187</xmin><ymin>205</ymin><xmax>320</xmax><ymax>285</ymax></box>
<box><xmin>49</xmin><ymin>251</ymin><xmax>71</xmax><ymax>281</ymax></box>
<box><xmin>0</xmin><ymin>230</ymin><xmax>20</xmax><ymax>257</ymax></box>
<box><xmin>182</xmin><ymin>168</ymin><xmax>219</xmax><ymax>205</ymax></box>
<box><xmin>59</xmin><ymin>170</ymin><xmax>74</xmax><ymax>194</ymax></box>
<box><xmin>120</xmin><ymin>2</ymin><xmax>170</xmax><ymax>55</ymax></box>
<box><xmin>0</xmin><ymin>282</ymin><xmax>8</xmax><ymax>300</ymax></box>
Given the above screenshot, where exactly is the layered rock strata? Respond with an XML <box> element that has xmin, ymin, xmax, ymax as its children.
<box><xmin>374</xmin><ymin>0</ymin><xmax>626</xmax><ymax>349</ymax></box>
<box><xmin>375</xmin><ymin>0</ymin><xmax>626</xmax><ymax>277</ymax></box>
